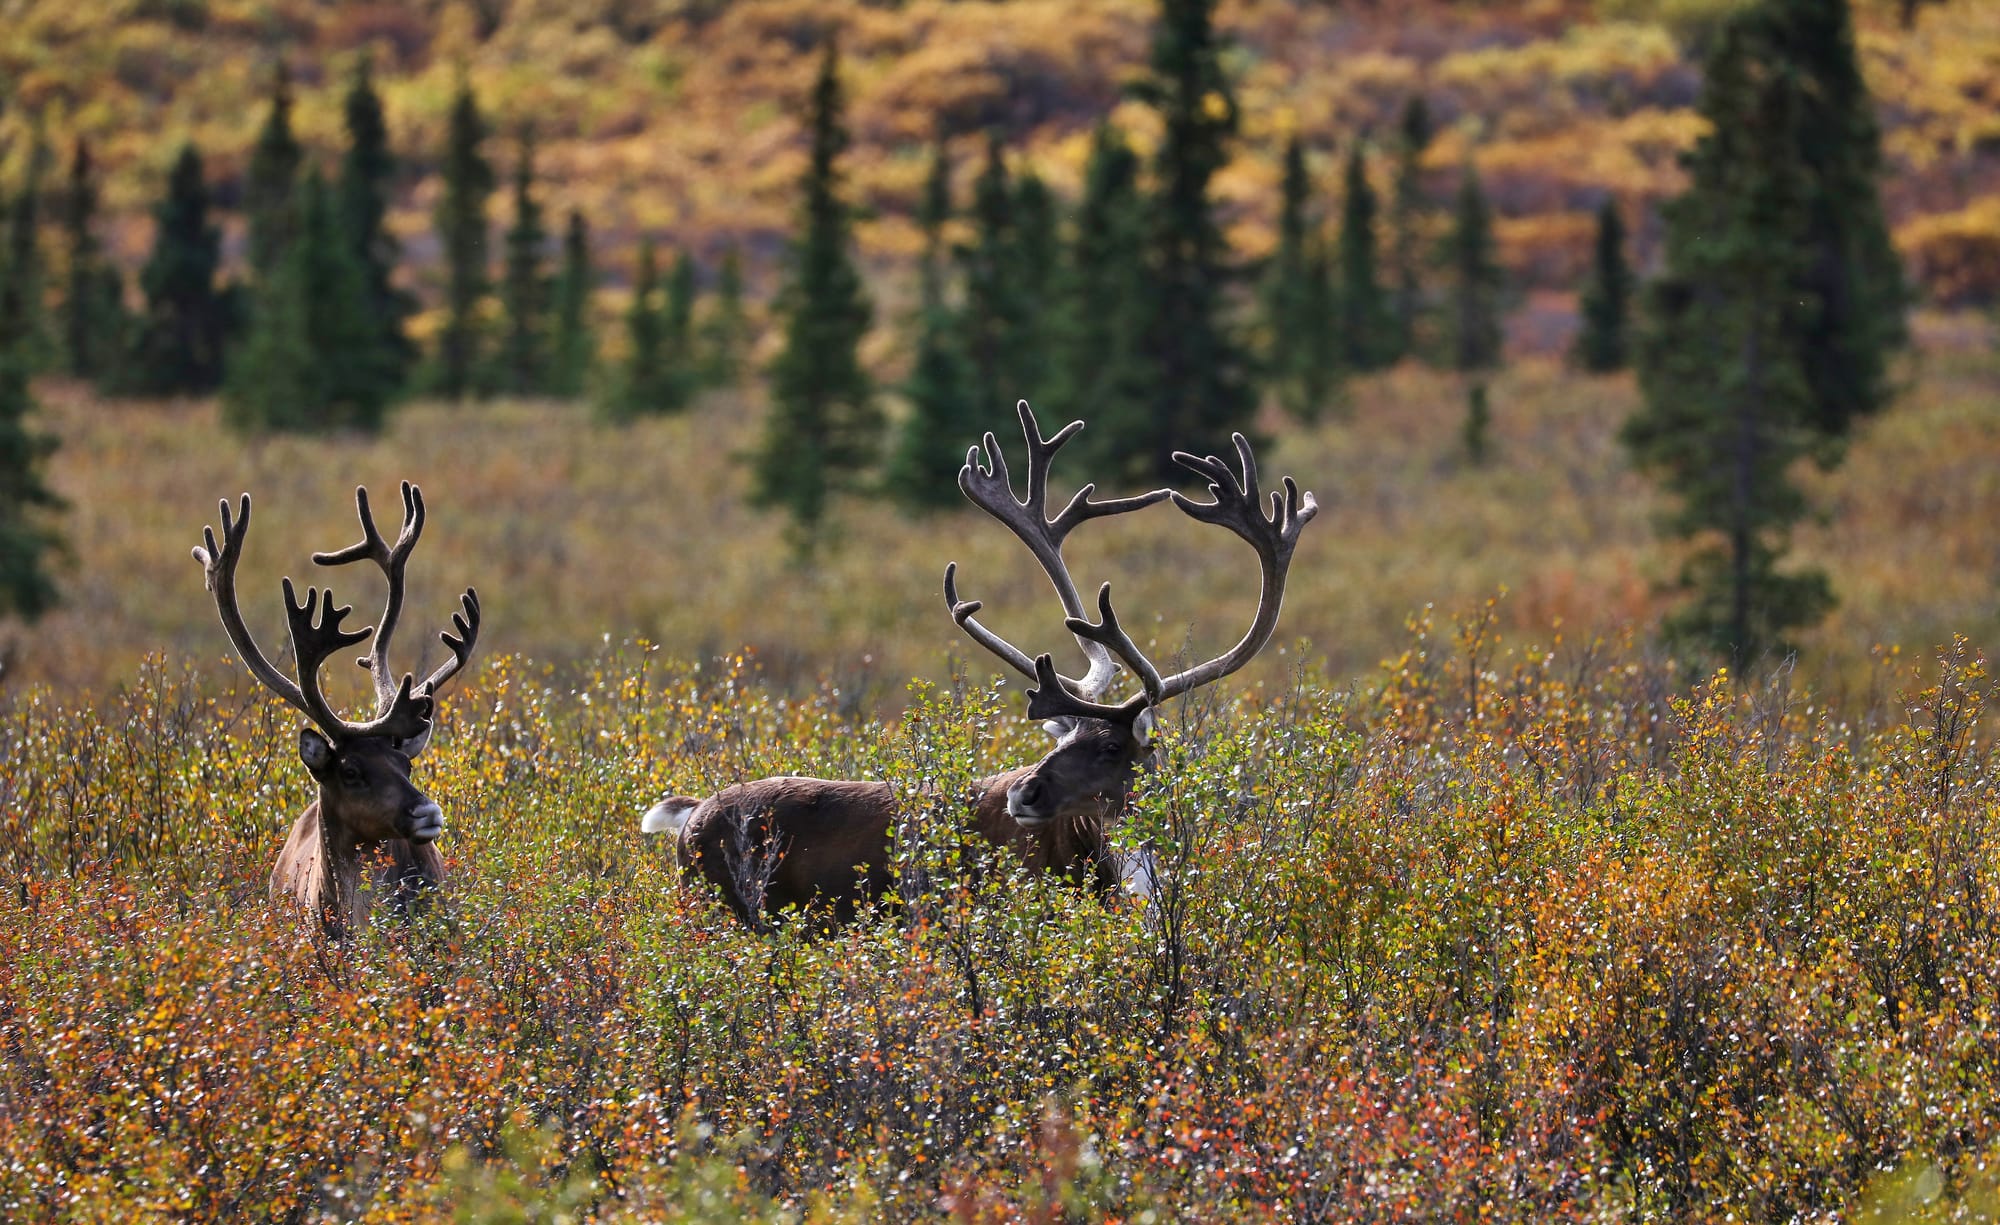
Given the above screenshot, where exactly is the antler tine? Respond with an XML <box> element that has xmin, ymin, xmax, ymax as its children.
<box><xmin>1064</xmin><ymin>582</ymin><xmax>1166</xmax><ymax>707</ymax></box>
<box><xmin>1024</xmin><ymin>653</ymin><xmax>1149</xmax><ymax>728</ymax></box>
<box><xmin>313</xmin><ymin>482</ymin><xmax>425</xmax><ymax>711</ymax></box>
<box><xmin>279</xmin><ymin>577</ymin><xmax>432</xmax><ymax>743</ymax></box>
<box><xmin>950</xmin><ymin>400</ymin><xmax>1169</xmax><ymax>701</ymax></box>
<box><xmin>192</xmin><ymin>494</ymin><xmax>315</xmax><ymax>720</ymax></box>
<box><xmin>417</xmin><ymin>587</ymin><xmax>481</xmax><ymax>698</ymax></box>
<box><xmin>1153</xmin><ymin>433</ymin><xmax>1319</xmax><ymax>703</ymax></box>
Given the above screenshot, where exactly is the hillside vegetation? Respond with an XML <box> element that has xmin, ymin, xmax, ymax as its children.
<box><xmin>3</xmin><ymin>0</ymin><xmax>1998</xmax><ymax>314</ymax></box>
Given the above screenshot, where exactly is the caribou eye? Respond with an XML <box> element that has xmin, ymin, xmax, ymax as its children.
<box><xmin>339</xmin><ymin>763</ymin><xmax>364</xmax><ymax>787</ymax></box>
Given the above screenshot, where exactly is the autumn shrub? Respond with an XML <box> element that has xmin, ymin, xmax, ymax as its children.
<box><xmin>7</xmin><ymin>618</ymin><xmax>2000</xmax><ymax>1219</ymax></box>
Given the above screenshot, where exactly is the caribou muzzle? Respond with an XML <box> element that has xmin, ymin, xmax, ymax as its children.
<box><xmin>404</xmin><ymin>800</ymin><xmax>445</xmax><ymax>844</ymax></box>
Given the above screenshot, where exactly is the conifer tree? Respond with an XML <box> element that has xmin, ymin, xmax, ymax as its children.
<box><xmin>337</xmin><ymin>54</ymin><xmax>415</xmax><ymax>393</ymax></box>
<box><xmin>497</xmin><ymin>130</ymin><xmax>548</xmax><ymax>396</ymax></box>
<box><xmin>1337</xmin><ymin>142</ymin><xmax>1394</xmax><ymax>372</ymax></box>
<box><xmin>432</xmin><ymin>79</ymin><xmax>494</xmax><ymax>400</ymax></box>
<box><xmin>601</xmin><ymin>240</ymin><xmax>689</xmax><ymax>419</ymax></box>
<box><xmin>246</xmin><ymin>63</ymin><xmax>303</xmax><ymax>281</ymax></box>
<box><xmin>1448</xmin><ymin>161</ymin><xmax>1503</xmax><ymax>372</ymax></box>
<box><xmin>665</xmin><ymin>250</ymin><xmax>697</xmax><ymax>361</ymax></box>
<box><xmin>1263</xmin><ymin>134</ymin><xmax>1338</xmax><ymax>420</ymax></box>
<box><xmin>1390</xmin><ymin>96</ymin><xmax>1433</xmax><ymax>361</ymax></box>
<box><xmin>1136</xmin><ymin>0</ymin><xmax>1254</xmax><ymax>481</ymax></box>
<box><xmin>1624</xmin><ymin>19</ymin><xmax>1832</xmax><ymax>669</ymax></box>
<box><xmin>1574</xmin><ymin>197</ymin><xmax>1631</xmax><ymax>372</ymax></box>
<box><xmin>1755</xmin><ymin>0</ymin><xmax>1908</xmax><ymax>437</ymax></box>
<box><xmin>887</xmin><ymin>136</ymin><xmax>979</xmax><ymax>512</ymax></box>
<box><xmin>956</xmin><ymin>134</ymin><xmax>1029</xmax><ymax>416</ymax></box>
<box><xmin>697</xmin><ymin>243</ymin><xmax>748</xmax><ymax>388</ymax></box>
<box><xmin>60</xmin><ymin>139</ymin><xmax>122</xmax><ymax>379</ymax></box>
<box><xmin>749</xmin><ymin>39</ymin><xmax>878</xmax><ymax>556</ymax></box>
<box><xmin>1462</xmin><ymin>381</ymin><xmax>1492</xmax><ymax>465</ymax></box>
<box><xmin>0</xmin><ymin>339</ymin><xmax>62</xmax><ymax>624</ymax></box>
<box><xmin>226</xmin><ymin>171</ymin><xmax>391</xmax><ymax>433</ymax></box>
<box><xmin>126</xmin><ymin>143</ymin><xmax>227</xmax><ymax>395</ymax></box>
<box><xmin>549</xmin><ymin>209</ymin><xmax>594</xmax><ymax>397</ymax></box>
<box><xmin>1058</xmin><ymin>122</ymin><xmax>1156</xmax><ymax>480</ymax></box>
<box><xmin>0</xmin><ymin>137</ymin><xmax>51</xmax><ymax>370</ymax></box>
<box><xmin>1011</xmin><ymin>167</ymin><xmax>1058</xmax><ymax>381</ymax></box>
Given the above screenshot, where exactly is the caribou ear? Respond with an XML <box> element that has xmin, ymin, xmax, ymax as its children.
<box><xmin>299</xmin><ymin>727</ymin><xmax>337</xmax><ymax>775</ymax></box>
<box><xmin>1041</xmin><ymin>716</ymin><xmax>1078</xmax><ymax>740</ymax></box>
<box><xmin>1132</xmin><ymin>706</ymin><xmax>1156</xmax><ymax>747</ymax></box>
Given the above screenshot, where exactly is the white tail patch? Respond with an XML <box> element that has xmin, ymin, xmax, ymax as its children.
<box><xmin>641</xmin><ymin>797</ymin><xmax>699</xmax><ymax>835</ymax></box>
<box><xmin>1119</xmin><ymin>848</ymin><xmax>1159</xmax><ymax>901</ymax></box>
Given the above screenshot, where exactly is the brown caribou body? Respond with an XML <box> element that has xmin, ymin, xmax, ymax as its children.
<box><xmin>193</xmin><ymin>483</ymin><xmax>482</xmax><ymax>936</ymax></box>
<box><xmin>643</xmin><ymin>402</ymin><xmax>1314</xmax><ymax>929</ymax></box>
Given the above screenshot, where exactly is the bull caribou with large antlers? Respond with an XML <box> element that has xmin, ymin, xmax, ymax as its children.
<box><xmin>642</xmin><ymin>402</ymin><xmax>1316</xmax><ymax>929</ymax></box>
<box><xmin>193</xmin><ymin>483</ymin><xmax>481</xmax><ymax>936</ymax></box>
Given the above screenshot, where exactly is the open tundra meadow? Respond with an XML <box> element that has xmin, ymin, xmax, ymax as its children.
<box><xmin>3</xmin><ymin>341</ymin><xmax>2000</xmax><ymax>1219</ymax></box>
<box><xmin>7</xmin><ymin>0</ymin><xmax>2000</xmax><ymax>1218</ymax></box>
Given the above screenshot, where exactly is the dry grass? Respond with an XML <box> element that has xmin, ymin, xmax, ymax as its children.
<box><xmin>13</xmin><ymin>315</ymin><xmax>1998</xmax><ymax>707</ymax></box>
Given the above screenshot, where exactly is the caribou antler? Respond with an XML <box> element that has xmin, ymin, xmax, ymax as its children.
<box><xmin>312</xmin><ymin>482</ymin><xmax>481</xmax><ymax>755</ymax></box>
<box><xmin>1010</xmin><ymin>431</ymin><xmax>1318</xmax><ymax>723</ymax></box>
<box><xmin>944</xmin><ymin>400</ymin><xmax>1169</xmax><ymax>701</ymax></box>
<box><xmin>193</xmin><ymin>493</ymin><xmax>434</xmax><ymax>746</ymax></box>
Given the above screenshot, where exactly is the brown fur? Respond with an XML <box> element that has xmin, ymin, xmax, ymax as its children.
<box><xmin>670</xmin><ymin>720</ymin><xmax>1140</xmax><ymax>928</ymax></box>
<box><xmin>271</xmin><ymin>800</ymin><xmax>446</xmax><ymax>936</ymax></box>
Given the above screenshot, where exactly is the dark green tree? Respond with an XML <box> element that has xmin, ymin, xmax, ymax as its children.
<box><xmin>1337</xmin><ymin>142</ymin><xmax>1395</xmax><ymax>372</ymax></box>
<box><xmin>125</xmin><ymin>143</ymin><xmax>227</xmax><ymax>395</ymax></box>
<box><xmin>337</xmin><ymin>54</ymin><xmax>416</xmax><ymax>392</ymax></box>
<box><xmin>748</xmin><ymin>39</ymin><xmax>878</xmax><ymax>556</ymax></box>
<box><xmin>665</xmin><ymin>249</ymin><xmax>697</xmax><ymax>362</ymax></box>
<box><xmin>1623</xmin><ymin>20</ymin><xmax>1832</xmax><ymax>670</ymax></box>
<box><xmin>1447</xmin><ymin>161</ymin><xmax>1503</xmax><ymax>372</ymax></box>
<box><xmin>887</xmin><ymin>135</ymin><xmax>980</xmax><ymax>512</ymax></box>
<box><xmin>1057</xmin><ymin>122</ymin><xmax>1156</xmax><ymax>479</ymax></box>
<box><xmin>1263</xmin><ymin>134</ymin><xmax>1339</xmax><ymax>420</ymax></box>
<box><xmin>1134</xmin><ymin>0</ymin><xmax>1255</xmax><ymax>480</ymax></box>
<box><xmin>601</xmin><ymin>240</ymin><xmax>690</xmax><ymax>419</ymax></box>
<box><xmin>697</xmin><ymin>243</ymin><xmax>748</xmax><ymax>388</ymax></box>
<box><xmin>0</xmin><ymin>343</ymin><xmax>62</xmax><ymax>624</ymax></box>
<box><xmin>1574</xmin><ymin>197</ymin><xmax>1631</xmax><ymax>372</ymax></box>
<box><xmin>1390</xmin><ymin>95</ymin><xmax>1433</xmax><ymax>361</ymax></box>
<box><xmin>497</xmin><ymin>130</ymin><xmax>549</xmax><ymax>395</ymax></box>
<box><xmin>1462</xmin><ymin>381</ymin><xmax>1491</xmax><ymax>465</ymax></box>
<box><xmin>956</xmin><ymin>133</ymin><xmax>1030</xmax><ymax>417</ymax></box>
<box><xmin>0</xmin><ymin>137</ymin><xmax>51</xmax><ymax>369</ymax></box>
<box><xmin>59</xmin><ymin>139</ymin><xmax>127</xmax><ymax>379</ymax></box>
<box><xmin>225</xmin><ymin>171</ymin><xmax>392</xmax><ymax>433</ymax></box>
<box><xmin>431</xmin><ymin>78</ymin><xmax>495</xmax><ymax>400</ymax></box>
<box><xmin>549</xmin><ymin>209</ymin><xmax>595</xmax><ymax>397</ymax></box>
<box><xmin>1753</xmin><ymin>0</ymin><xmax>1908</xmax><ymax>437</ymax></box>
<box><xmin>1011</xmin><ymin>166</ymin><xmax>1058</xmax><ymax>381</ymax></box>
<box><xmin>246</xmin><ymin>62</ymin><xmax>304</xmax><ymax>281</ymax></box>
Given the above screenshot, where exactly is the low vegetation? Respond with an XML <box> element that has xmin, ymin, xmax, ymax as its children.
<box><xmin>6</xmin><ymin>614</ymin><xmax>2000</xmax><ymax>1218</ymax></box>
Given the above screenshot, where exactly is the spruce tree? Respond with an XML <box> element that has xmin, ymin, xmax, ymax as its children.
<box><xmin>1754</xmin><ymin>0</ymin><xmax>1907</xmax><ymax>437</ymax></box>
<box><xmin>226</xmin><ymin>171</ymin><xmax>392</xmax><ymax>433</ymax></box>
<box><xmin>1337</xmin><ymin>142</ymin><xmax>1394</xmax><ymax>372</ymax></box>
<box><xmin>1011</xmin><ymin>167</ymin><xmax>1058</xmax><ymax>381</ymax></box>
<box><xmin>549</xmin><ymin>209</ymin><xmax>595</xmax><ymax>397</ymax></box>
<box><xmin>432</xmin><ymin>78</ymin><xmax>494</xmax><ymax>400</ymax></box>
<box><xmin>956</xmin><ymin>133</ymin><xmax>1029</xmax><ymax>416</ymax></box>
<box><xmin>497</xmin><ymin>130</ymin><xmax>548</xmax><ymax>396</ymax></box>
<box><xmin>1462</xmin><ymin>381</ymin><xmax>1491</xmax><ymax>465</ymax></box>
<box><xmin>1624</xmin><ymin>19</ymin><xmax>1832</xmax><ymax>670</ymax></box>
<box><xmin>1390</xmin><ymin>96</ymin><xmax>1433</xmax><ymax>362</ymax></box>
<box><xmin>697</xmin><ymin>243</ymin><xmax>748</xmax><ymax>388</ymax></box>
<box><xmin>1574</xmin><ymin>197</ymin><xmax>1631</xmax><ymax>372</ymax></box>
<box><xmin>1136</xmin><ymin>0</ymin><xmax>1254</xmax><ymax>481</ymax></box>
<box><xmin>749</xmin><ymin>39</ymin><xmax>878</xmax><ymax>556</ymax></box>
<box><xmin>1263</xmin><ymin>134</ymin><xmax>1338</xmax><ymax>420</ymax></box>
<box><xmin>1448</xmin><ymin>161</ymin><xmax>1503</xmax><ymax>373</ymax></box>
<box><xmin>887</xmin><ymin>135</ymin><xmax>979</xmax><ymax>512</ymax></box>
<box><xmin>601</xmin><ymin>240</ymin><xmax>688</xmax><ymax>419</ymax></box>
<box><xmin>1057</xmin><ymin>122</ymin><xmax>1156</xmax><ymax>480</ymax></box>
<box><xmin>246</xmin><ymin>62</ymin><xmax>303</xmax><ymax>281</ymax></box>
<box><xmin>665</xmin><ymin>249</ymin><xmax>697</xmax><ymax>362</ymax></box>
<box><xmin>0</xmin><ymin>138</ymin><xmax>51</xmax><ymax>369</ymax></box>
<box><xmin>0</xmin><ymin>342</ymin><xmax>61</xmax><ymax>624</ymax></box>
<box><xmin>60</xmin><ymin>139</ymin><xmax>124</xmax><ymax>380</ymax></box>
<box><xmin>337</xmin><ymin>54</ymin><xmax>415</xmax><ymax>394</ymax></box>
<box><xmin>126</xmin><ymin>143</ymin><xmax>227</xmax><ymax>395</ymax></box>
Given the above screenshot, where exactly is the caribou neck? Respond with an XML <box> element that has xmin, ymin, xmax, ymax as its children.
<box><xmin>969</xmin><ymin>766</ymin><xmax>1120</xmax><ymax>894</ymax></box>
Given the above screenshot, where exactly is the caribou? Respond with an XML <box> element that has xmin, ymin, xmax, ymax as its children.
<box><xmin>192</xmin><ymin>483</ymin><xmax>481</xmax><ymax>936</ymax></box>
<box><xmin>641</xmin><ymin>402</ymin><xmax>1317</xmax><ymax>929</ymax></box>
